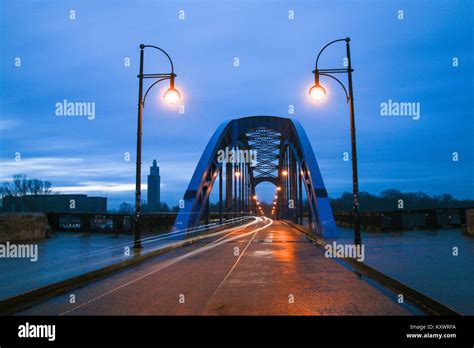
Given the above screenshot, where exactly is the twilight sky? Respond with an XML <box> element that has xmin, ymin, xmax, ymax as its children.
<box><xmin>1</xmin><ymin>0</ymin><xmax>473</xmax><ymax>209</ymax></box>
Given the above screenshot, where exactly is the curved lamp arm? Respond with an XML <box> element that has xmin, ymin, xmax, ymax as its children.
<box><xmin>142</xmin><ymin>77</ymin><xmax>171</xmax><ymax>107</ymax></box>
<box><xmin>139</xmin><ymin>44</ymin><xmax>178</xmax><ymax>107</ymax></box>
<box><xmin>313</xmin><ymin>37</ymin><xmax>351</xmax><ymax>103</ymax></box>
<box><xmin>319</xmin><ymin>73</ymin><xmax>349</xmax><ymax>103</ymax></box>
<box><xmin>315</xmin><ymin>38</ymin><xmax>348</xmax><ymax>70</ymax></box>
<box><xmin>141</xmin><ymin>44</ymin><xmax>175</xmax><ymax>75</ymax></box>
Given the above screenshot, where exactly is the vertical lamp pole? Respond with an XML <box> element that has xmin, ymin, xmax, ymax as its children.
<box><xmin>308</xmin><ymin>37</ymin><xmax>361</xmax><ymax>245</ymax></box>
<box><xmin>134</xmin><ymin>48</ymin><xmax>145</xmax><ymax>249</ymax></box>
<box><xmin>134</xmin><ymin>44</ymin><xmax>181</xmax><ymax>249</ymax></box>
<box><xmin>345</xmin><ymin>40</ymin><xmax>361</xmax><ymax>246</ymax></box>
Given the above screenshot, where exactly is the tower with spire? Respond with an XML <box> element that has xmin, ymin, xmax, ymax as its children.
<box><xmin>147</xmin><ymin>159</ymin><xmax>161</xmax><ymax>212</ymax></box>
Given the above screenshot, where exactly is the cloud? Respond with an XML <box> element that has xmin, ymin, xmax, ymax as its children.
<box><xmin>0</xmin><ymin>156</ymin><xmax>136</xmax><ymax>188</ymax></box>
<box><xmin>0</xmin><ymin>155</ymin><xmax>194</xmax><ymax>201</ymax></box>
<box><xmin>0</xmin><ymin>118</ymin><xmax>21</xmax><ymax>131</ymax></box>
<box><xmin>55</xmin><ymin>182</ymin><xmax>146</xmax><ymax>193</ymax></box>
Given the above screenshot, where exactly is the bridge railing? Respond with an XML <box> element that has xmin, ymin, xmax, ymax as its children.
<box><xmin>46</xmin><ymin>211</ymin><xmax>253</xmax><ymax>234</ymax></box>
<box><xmin>333</xmin><ymin>208</ymin><xmax>470</xmax><ymax>232</ymax></box>
<box><xmin>46</xmin><ymin>212</ymin><xmax>174</xmax><ymax>234</ymax></box>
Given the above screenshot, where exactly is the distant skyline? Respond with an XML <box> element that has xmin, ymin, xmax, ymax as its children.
<box><xmin>1</xmin><ymin>0</ymin><xmax>473</xmax><ymax>208</ymax></box>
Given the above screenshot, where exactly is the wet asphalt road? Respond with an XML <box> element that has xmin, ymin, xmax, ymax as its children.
<box><xmin>19</xmin><ymin>218</ymin><xmax>410</xmax><ymax>315</ymax></box>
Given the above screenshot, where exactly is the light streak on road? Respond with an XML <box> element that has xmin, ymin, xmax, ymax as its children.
<box><xmin>17</xmin><ymin>216</ymin><xmax>256</xmax><ymax>275</ymax></box>
<box><xmin>59</xmin><ymin>217</ymin><xmax>273</xmax><ymax>315</ymax></box>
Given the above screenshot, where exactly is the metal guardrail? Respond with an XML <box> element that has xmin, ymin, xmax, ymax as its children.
<box><xmin>333</xmin><ymin>208</ymin><xmax>471</xmax><ymax>232</ymax></box>
<box><xmin>46</xmin><ymin>212</ymin><xmax>247</xmax><ymax>234</ymax></box>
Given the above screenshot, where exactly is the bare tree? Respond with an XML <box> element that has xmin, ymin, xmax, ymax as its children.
<box><xmin>118</xmin><ymin>202</ymin><xmax>134</xmax><ymax>214</ymax></box>
<box><xmin>1</xmin><ymin>174</ymin><xmax>54</xmax><ymax>197</ymax></box>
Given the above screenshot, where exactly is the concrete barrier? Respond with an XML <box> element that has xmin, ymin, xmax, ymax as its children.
<box><xmin>0</xmin><ymin>213</ymin><xmax>51</xmax><ymax>243</ymax></box>
<box><xmin>465</xmin><ymin>209</ymin><xmax>474</xmax><ymax>236</ymax></box>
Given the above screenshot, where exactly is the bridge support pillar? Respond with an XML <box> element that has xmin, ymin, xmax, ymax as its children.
<box><xmin>219</xmin><ymin>166</ymin><xmax>223</xmax><ymax>224</ymax></box>
<box><xmin>225</xmin><ymin>161</ymin><xmax>232</xmax><ymax>220</ymax></box>
<box><xmin>298</xmin><ymin>165</ymin><xmax>303</xmax><ymax>225</ymax></box>
<box><xmin>204</xmin><ymin>187</ymin><xmax>209</xmax><ymax>225</ymax></box>
<box><xmin>233</xmin><ymin>160</ymin><xmax>237</xmax><ymax>219</ymax></box>
<box><xmin>290</xmin><ymin>150</ymin><xmax>297</xmax><ymax>223</ymax></box>
<box><xmin>308</xmin><ymin>200</ymin><xmax>313</xmax><ymax>229</ymax></box>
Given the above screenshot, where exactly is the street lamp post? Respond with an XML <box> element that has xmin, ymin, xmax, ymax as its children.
<box><xmin>308</xmin><ymin>37</ymin><xmax>361</xmax><ymax>245</ymax></box>
<box><xmin>134</xmin><ymin>44</ymin><xmax>181</xmax><ymax>249</ymax></box>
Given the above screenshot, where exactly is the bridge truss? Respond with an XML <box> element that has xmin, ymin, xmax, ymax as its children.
<box><xmin>173</xmin><ymin>116</ymin><xmax>336</xmax><ymax>238</ymax></box>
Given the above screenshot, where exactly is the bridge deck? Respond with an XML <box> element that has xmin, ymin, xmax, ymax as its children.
<box><xmin>20</xmin><ymin>219</ymin><xmax>410</xmax><ymax>315</ymax></box>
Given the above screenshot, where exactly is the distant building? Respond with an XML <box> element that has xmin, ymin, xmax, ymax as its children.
<box><xmin>1</xmin><ymin>194</ymin><xmax>107</xmax><ymax>213</ymax></box>
<box><xmin>147</xmin><ymin>159</ymin><xmax>161</xmax><ymax>212</ymax></box>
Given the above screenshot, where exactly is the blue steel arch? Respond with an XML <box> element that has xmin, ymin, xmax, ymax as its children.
<box><xmin>173</xmin><ymin>116</ymin><xmax>337</xmax><ymax>238</ymax></box>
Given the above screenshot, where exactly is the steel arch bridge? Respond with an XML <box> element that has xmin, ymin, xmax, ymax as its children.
<box><xmin>173</xmin><ymin>116</ymin><xmax>337</xmax><ymax>238</ymax></box>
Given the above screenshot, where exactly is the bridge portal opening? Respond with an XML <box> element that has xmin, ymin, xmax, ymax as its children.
<box><xmin>254</xmin><ymin>182</ymin><xmax>276</xmax><ymax>204</ymax></box>
<box><xmin>254</xmin><ymin>181</ymin><xmax>276</xmax><ymax>216</ymax></box>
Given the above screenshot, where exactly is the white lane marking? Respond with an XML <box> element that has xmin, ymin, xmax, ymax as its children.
<box><xmin>204</xmin><ymin>218</ymin><xmax>274</xmax><ymax>312</ymax></box>
<box><xmin>59</xmin><ymin>218</ymin><xmax>268</xmax><ymax>315</ymax></box>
